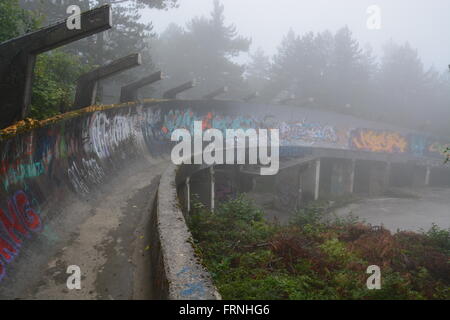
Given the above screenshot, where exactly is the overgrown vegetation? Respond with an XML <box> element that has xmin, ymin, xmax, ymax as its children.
<box><xmin>31</xmin><ymin>51</ymin><xmax>90</xmax><ymax>119</ymax></box>
<box><xmin>0</xmin><ymin>0</ymin><xmax>38</xmax><ymax>43</ymax></box>
<box><xmin>188</xmin><ymin>195</ymin><xmax>450</xmax><ymax>300</ymax></box>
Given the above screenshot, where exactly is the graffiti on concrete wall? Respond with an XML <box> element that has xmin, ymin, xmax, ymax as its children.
<box><xmin>0</xmin><ymin>191</ymin><xmax>41</xmax><ymax>281</ymax></box>
<box><xmin>350</xmin><ymin>129</ymin><xmax>408</xmax><ymax>153</ymax></box>
<box><xmin>159</xmin><ymin>109</ymin><xmax>260</xmax><ymax>139</ymax></box>
<box><xmin>279</xmin><ymin>120</ymin><xmax>338</xmax><ymax>146</ymax></box>
<box><xmin>157</xmin><ymin>110</ymin><xmax>340</xmax><ymax>147</ymax></box>
<box><xmin>408</xmin><ymin>134</ymin><xmax>428</xmax><ymax>157</ymax></box>
<box><xmin>427</xmin><ymin>141</ymin><xmax>450</xmax><ymax>157</ymax></box>
<box><xmin>1</xmin><ymin>161</ymin><xmax>45</xmax><ymax>191</ymax></box>
<box><xmin>83</xmin><ymin>112</ymin><xmax>142</xmax><ymax>160</ymax></box>
<box><xmin>67</xmin><ymin>158</ymin><xmax>104</xmax><ymax>195</ymax></box>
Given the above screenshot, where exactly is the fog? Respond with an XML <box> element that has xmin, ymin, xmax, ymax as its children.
<box><xmin>143</xmin><ymin>0</ymin><xmax>450</xmax><ymax>71</ymax></box>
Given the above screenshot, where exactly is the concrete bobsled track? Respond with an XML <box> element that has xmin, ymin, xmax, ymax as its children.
<box><xmin>0</xmin><ymin>99</ymin><xmax>449</xmax><ymax>299</ymax></box>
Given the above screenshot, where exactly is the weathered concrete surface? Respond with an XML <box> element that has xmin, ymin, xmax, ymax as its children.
<box><xmin>335</xmin><ymin>187</ymin><xmax>450</xmax><ymax>232</ymax></box>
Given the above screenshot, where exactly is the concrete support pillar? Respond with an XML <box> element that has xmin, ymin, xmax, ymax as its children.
<box><xmin>349</xmin><ymin>159</ymin><xmax>356</xmax><ymax>194</ymax></box>
<box><xmin>297</xmin><ymin>165</ymin><xmax>303</xmax><ymax>210</ymax></box>
<box><xmin>425</xmin><ymin>166</ymin><xmax>431</xmax><ymax>186</ymax></box>
<box><xmin>210</xmin><ymin>167</ymin><xmax>215</xmax><ymax>212</ymax></box>
<box><xmin>186</xmin><ymin>177</ymin><xmax>191</xmax><ymax>213</ymax></box>
<box><xmin>385</xmin><ymin>162</ymin><xmax>391</xmax><ymax>188</ymax></box>
<box><xmin>314</xmin><ymin>159</ymin><xmax>321</xmax><ymax>201</ymax></box>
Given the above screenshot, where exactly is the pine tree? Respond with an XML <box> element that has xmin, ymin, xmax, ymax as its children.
<box><xmin>245</xmin><ymin>48</ymin><xmax>271</xmax><ymax>94</ymax></box>
<box><xmin>151</xmin><ymin>0</ymin><xmax>251</xmax><ymax>99</ymax></box>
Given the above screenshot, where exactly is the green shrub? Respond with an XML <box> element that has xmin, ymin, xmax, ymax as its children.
<box><xmin>188</xmin><ymin>195</ymin><xmax>450</xmax><ymax>300</ymax></box>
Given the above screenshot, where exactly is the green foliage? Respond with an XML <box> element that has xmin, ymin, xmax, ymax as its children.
<box><xmin>290</xmin><ymin>202</ymin><xmax>326</xmax><ymax>227</ymax></box>
<box><xmin>424</xmin><ymin>224</ymin><xmax>450</xmax><ymax>254</ymax></box>
<box><xmin>31</xmin><ymin>51</ymin><xmax>91</xmax><ymax>119</ymax></box>
<box><xmin>0</xmin><ymin>0</ymin><xmax>39</xmax><ymax>43</ymax></box>
<box><xmin>189</xmin><ymin>194</ymin><xmax>275</xmax><ymax>248</ymax></box>
<box><xmin>189</xmin><ymin>195</ymin><xmax>450</xmax><ymax>300</ymax></box>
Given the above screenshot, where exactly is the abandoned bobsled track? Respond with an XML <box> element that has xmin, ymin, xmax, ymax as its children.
<box><xmin>0</xmin><ymin>99</ymin><xmax>449</xmax><ymax>300</ymax></box>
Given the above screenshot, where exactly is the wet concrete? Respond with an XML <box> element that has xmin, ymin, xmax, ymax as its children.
<box><xmin>2</xmin><ymin>159</ymin><xmax>168</xmax><ymax>300</ymax></box>
<box><xmin>334</xmin><ymin>187</ymin><xmax>450</xmax><ymax>232</ymax></box>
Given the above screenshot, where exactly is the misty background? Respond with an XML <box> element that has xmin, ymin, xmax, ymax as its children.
<box><xmin>12</xmin><ymin>0</ymin><xmax>450</xmax><ymax>136</ymax></box>
<box><xmin>143</xmin><ymin>0</ymin><xmax>450</xmax><ymax>72</ymax></box>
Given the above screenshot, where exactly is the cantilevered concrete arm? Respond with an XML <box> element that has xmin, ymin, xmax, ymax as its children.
<box><xmin>279</xmin><ymin>94</ymin><xmax>296</xmax><ymax>105</ymax></box>
<box><xmin>163</xmin><ymin>80</ymin><xmax>196</xmax><ymax>99</ymax></box>
<box><xmin>202</xmin><ymin>86</ymin><xmax>228</xmax><ymax>100</ymax></box>
<box><xmin>242</xmin><ymin>92</ymin><xmax>260</xmax><ymax>102</ymax></box>
<box><xmin>120</xmin><ymin>71</ymin><xmax>163</xmax><ymax>103</ymax></box>
<box><xmin>0</xmin><ymin>5</ymin><xmax>112</xmax><ymax>129</ymax></box>
<box><xmin>73</xmin><ymin>53</ymin><xmax>142</xmax><ymax>109</ymax></box>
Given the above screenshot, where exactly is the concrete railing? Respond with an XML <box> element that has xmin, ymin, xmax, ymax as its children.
<box><xmin>151</xmin><ymin>164</ymin><xmax>220</xmax><ymax>300</ymax></box>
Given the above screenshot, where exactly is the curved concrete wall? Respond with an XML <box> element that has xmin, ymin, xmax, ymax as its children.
<box><xmin>0</xmin><ymin>99</ymin><xmax>448</xmax><ymax>298</ymax></box>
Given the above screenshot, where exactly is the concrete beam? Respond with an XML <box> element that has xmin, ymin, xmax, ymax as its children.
<box><xmin>0</xmin><ymin>5</ymin><xmax>112</xmax><ymax>129</ymax></box>
<box><xmin>202</xmin><ymin>86</ymin><xmax>228</xmax><ymax>100</ymax></box>
<box><xmin>163</xmin><ymin>80</ymin><xmax>196</xmax><ymax>99</ymax></box>
<box><xmin>73</xmin><ymin>53</ymin><xmax>142</xmax><ymax>109</ymax></box>
<box><xmin>120</xmin><ymin>71</ymin><xmax>163</xmax><ymax>103</ymax></box>
<box><xmin>242</xmin><ymin>92</ymin><xmax>259</xmax><ymax>102</ymax></box>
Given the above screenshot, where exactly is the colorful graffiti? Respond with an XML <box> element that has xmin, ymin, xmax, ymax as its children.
<box><xmin>279</xmin><ymin>120</ymin><xmax>338</xmax><ymax>146</ymax></box>
<box><xmin>350</xmin><ymin>129</ymin><xmax>408</xmax><ymax>153</ymax></box>
<box><xmin>1</xmin><ymin>161</ymin><xmax>45</xmax><ymax>191</ymax></box>
<box><xmin>0</xmin><ymin>191</ymin><xmax>41</xmax><ymax>281</ymax></box>
<box><xmin>160</xmin><ymin>109</ymin><xmax>259</xmax><ymax>139</ymax></box>
<box><xmin>427</xmin><ymin>142</ymin><xmax>450</xmax><ymax>157</ymax></box>
<box><xmin>157</xmin><ymin>110</ymin><xmax>339</xmax><ymax>148</ymax></box>
<box><xmin>408</xmin><ymin>134</ymin><xmax>428</xmax><ymax>156</ymax></box>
